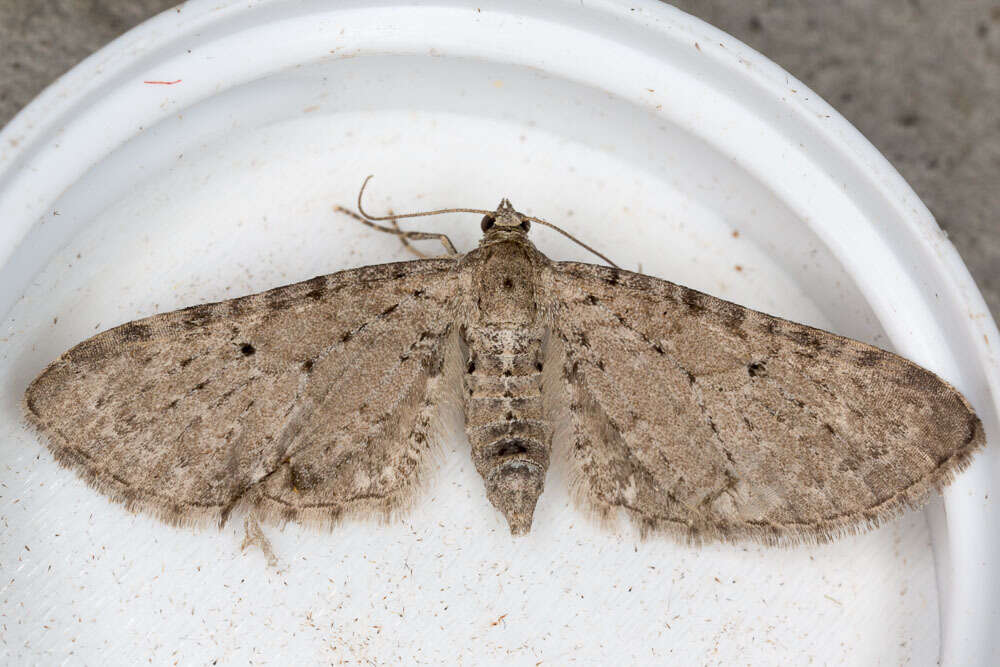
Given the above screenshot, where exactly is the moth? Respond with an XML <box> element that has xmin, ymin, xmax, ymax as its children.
<box><xmin>23</xmin><ymin>178</ymin><xmax>984</xmax><ymax>544</ymax></box>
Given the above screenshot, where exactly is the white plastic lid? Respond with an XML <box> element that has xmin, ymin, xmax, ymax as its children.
<box><xmin>0</xmin><ymin>1</ymin><xmax>996</xmax><ymax>663</ymax></box>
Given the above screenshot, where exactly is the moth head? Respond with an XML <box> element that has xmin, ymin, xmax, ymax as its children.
<box><xmin>481</xmin><ymin>199</ymin><xmax>531</xmax><ymax>235</ymax></box>
<box><xmin>351</xmin><ymin>176</ymin><xmax>617</xmax><ymax>267</ymax></box>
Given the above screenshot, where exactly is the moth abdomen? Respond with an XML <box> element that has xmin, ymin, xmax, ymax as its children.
<box><xmin>483</xmin><ymin>459</ymin><xmax>546</xmax><ymax>536</ymax></box>
<box><xmin>463</xmin><ymin>324</ymin><xmax>552</xmax><ymax>535</ymax></box>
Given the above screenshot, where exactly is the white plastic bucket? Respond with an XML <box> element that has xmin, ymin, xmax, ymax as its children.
<box><xmin>1</xmin><ymin>1</ymin><xmax>996</xmax><ymax>663</ymax></box>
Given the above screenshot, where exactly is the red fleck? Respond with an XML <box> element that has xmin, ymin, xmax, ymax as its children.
<box><xmin>143</xmin><ymin>79</ymin><xmax>182</xmax><ymax>85</ymax></box>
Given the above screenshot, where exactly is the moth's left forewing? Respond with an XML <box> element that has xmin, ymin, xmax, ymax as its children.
<box><xmin>546</xmin><ymin>261</ymin><xmax>984</xmax><ymax>545</ymax></box>
<box><xmin>24</xmin><ymin>258</ymin><xmax>463</xmax><ymax>529</ymax></box>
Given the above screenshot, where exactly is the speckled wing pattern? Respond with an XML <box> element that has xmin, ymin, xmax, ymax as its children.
<box><xmin>23</xmin><ymin>209</ymin><xmax>985</xmax><ymax>545</ymax></box>
<box><xmin>24</xmin><ymin>258</ymin><xmax>460</xmax><ymax>529</ymax></box>
<box><xmin>547</xmin><ymin>262</ymin><xmax>984</xmax><ymax>544</ymax></box>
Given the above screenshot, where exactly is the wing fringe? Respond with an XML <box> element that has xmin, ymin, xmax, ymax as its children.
<box><xmin>565</xmin><ymin>418</ymin><xmax>983</xmax><ymax>547</ymax></box>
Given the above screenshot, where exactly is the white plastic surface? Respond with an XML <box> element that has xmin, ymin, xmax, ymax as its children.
<box><xmin>0</xmin><ymin>1</ymin><xmax>996</xmax><ymax>664</ymax></box>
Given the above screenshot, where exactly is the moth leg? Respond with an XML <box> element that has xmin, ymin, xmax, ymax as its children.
<box><xmin>387</xmin><ymin>211</ymin><xmax>431</xmax><ymax>259</ymax></box>
<box><xmin>241</xmin><ymin>513</ymin><xmax>278</xmax><ymax>567</ymax></box>
<box><xmin>334</xmin><ymin>205</ymin><xmax>459</xmax><ymax>256</ymax></box>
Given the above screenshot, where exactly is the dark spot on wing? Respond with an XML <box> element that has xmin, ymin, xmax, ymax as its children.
<box><xmin>652</xmin><ymin>343</ymin><xmax>665</xmax><ymax>355</ymax></box>
<box><xmin>788</xmin><ymin>329</ymin><xmax>821</xmax><ymax>349</ymax></box>
<box><xmin>119</xmin><ymin>322</ymin><xmax>152</xmax><ymax>342</ymax></box>
<box><xmin>179</xmin><ymin>356</ymin><xmax>195</xmax><ymax>368</ymax></box>
<box><xmin>301</xmin><ymin>359</ymin><xmax>314</xmax><ymax>372</ymax></box>
<box><xmin>240</xmin><ymin>343</ymin><xmax>256</xmax><ymax>356</ymax></box>
<box><xmin>303</xmin><ymin>276</ymin><xmax>327</xmax><ymax>299</ymax></box>
<box><xmin>193</xmin><ymin>380</ymin><xmax>209</xmax><ymax>391</ymax></box>
<box><xmin>585</xmin><ymin>294</ymin><xmax>599</xmax><ymax>305</ymax></box>
<box><xmin>289</xmin><ymin>464</ymin><xmax>320</xmax><ymax>491</ymax></box>
<box><xmin>341</xmin><ymin>331</ymin><xmax>353</xmax><ymax>343</ymax></box>
<box><xmin>303</xmin><ymin>276</ymin><xmax>327</xmax><ymax>300</ymax></box>
<box><xmin>857</xmin><ymin>350</ymin><xmax>881</xmax><ymax>367</ymax></box>
<box><xmin>718</xmin><ymin>302</ymin><xmax>747</xmax><ymax>337</ymax></box>
<box><xmin>503</xmin><ymin>277</ymin><xmax>514</xmax><ymax>289</ymax></box>
<box><xmin>183</xmin><ymin>304</ymin><xmax>214</xmax><ymax>327</ymax></box>
<box><xmin>217</xmin><ymin>387</ymin><xmax>238</xmax><ymax>403</ymax></box>
<box><xmin>748</xmin><ymin>361</ymin><xmax>767</xmax><ymax>377</ymax></box>
<box><xmin>681</xmin><ymin>290</ymin><xmax>705</xmax><ymax>314</ymax></box>
<box><xmin>265</xmin><ymin>289</ymin><xmax>290</xmax><ymax>311</ymax></box>
<box><xmin>793</xmin><ymin>348</ymin><xmax>818</xmax><ymax>361</ymax></box>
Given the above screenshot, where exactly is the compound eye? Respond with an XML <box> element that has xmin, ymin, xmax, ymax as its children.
<box><xmin>519</xmin><ymin>220</ymin><xmax>531</xmax><ymax>232</ymax></box>
<box><xmin>481</xmin><ymin>215</ymin><xmax>495</xmax><ymax>231</ymax></box>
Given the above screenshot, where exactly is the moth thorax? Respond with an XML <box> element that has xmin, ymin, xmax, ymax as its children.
<box><xmin>484</xmin><ymin>459</ymin><xmax>545</xmax><ymax>536</ymax></box>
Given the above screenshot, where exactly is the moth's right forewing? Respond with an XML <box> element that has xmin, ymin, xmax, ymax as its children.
<box><xmin>24</xmin><ymin>258</ymin><xmax>461</xmax><ymax>528</ymax></box>
<box><xmin>547</xmin><ymin>261</ymin><xmax>984</xmax><ymax>545</ymax></box>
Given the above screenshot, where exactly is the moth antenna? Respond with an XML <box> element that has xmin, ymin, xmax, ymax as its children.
<box><xmin>522</xmin><ymin>215</ymin><xmax>619</xmax><ymax>268</ymax></box>
<box><xmin>357</xmin><ymin>175</ymin><xmax>492</xmax><ymax>221</ymax></box>
<box><xmin>356</xmin><ymin>176</ymin><xmax>619</xmax><ymax>268</ymax></box>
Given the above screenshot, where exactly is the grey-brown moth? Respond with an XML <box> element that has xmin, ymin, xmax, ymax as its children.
<box><xmin>23</xmin><ymin>185</ymin><xmax>984</xmax><ymax>544</ymax></box>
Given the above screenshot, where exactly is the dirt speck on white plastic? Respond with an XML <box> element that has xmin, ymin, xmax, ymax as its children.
<box><xmin>0</xmin><ymin>1</ymin><xmax>996</xmax><ymax>664</ymax></box>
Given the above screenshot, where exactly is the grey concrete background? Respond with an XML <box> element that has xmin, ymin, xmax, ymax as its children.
<box><xmin>1</xmin><ymin>0</ymin><xmax>997</xmax><ymax>317</ymax></box>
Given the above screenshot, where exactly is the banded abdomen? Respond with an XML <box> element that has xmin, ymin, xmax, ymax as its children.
<box><xmin>463</xmin><ymin>324</ymin><xmax>551</xmax><ymax>534</ymax></box>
